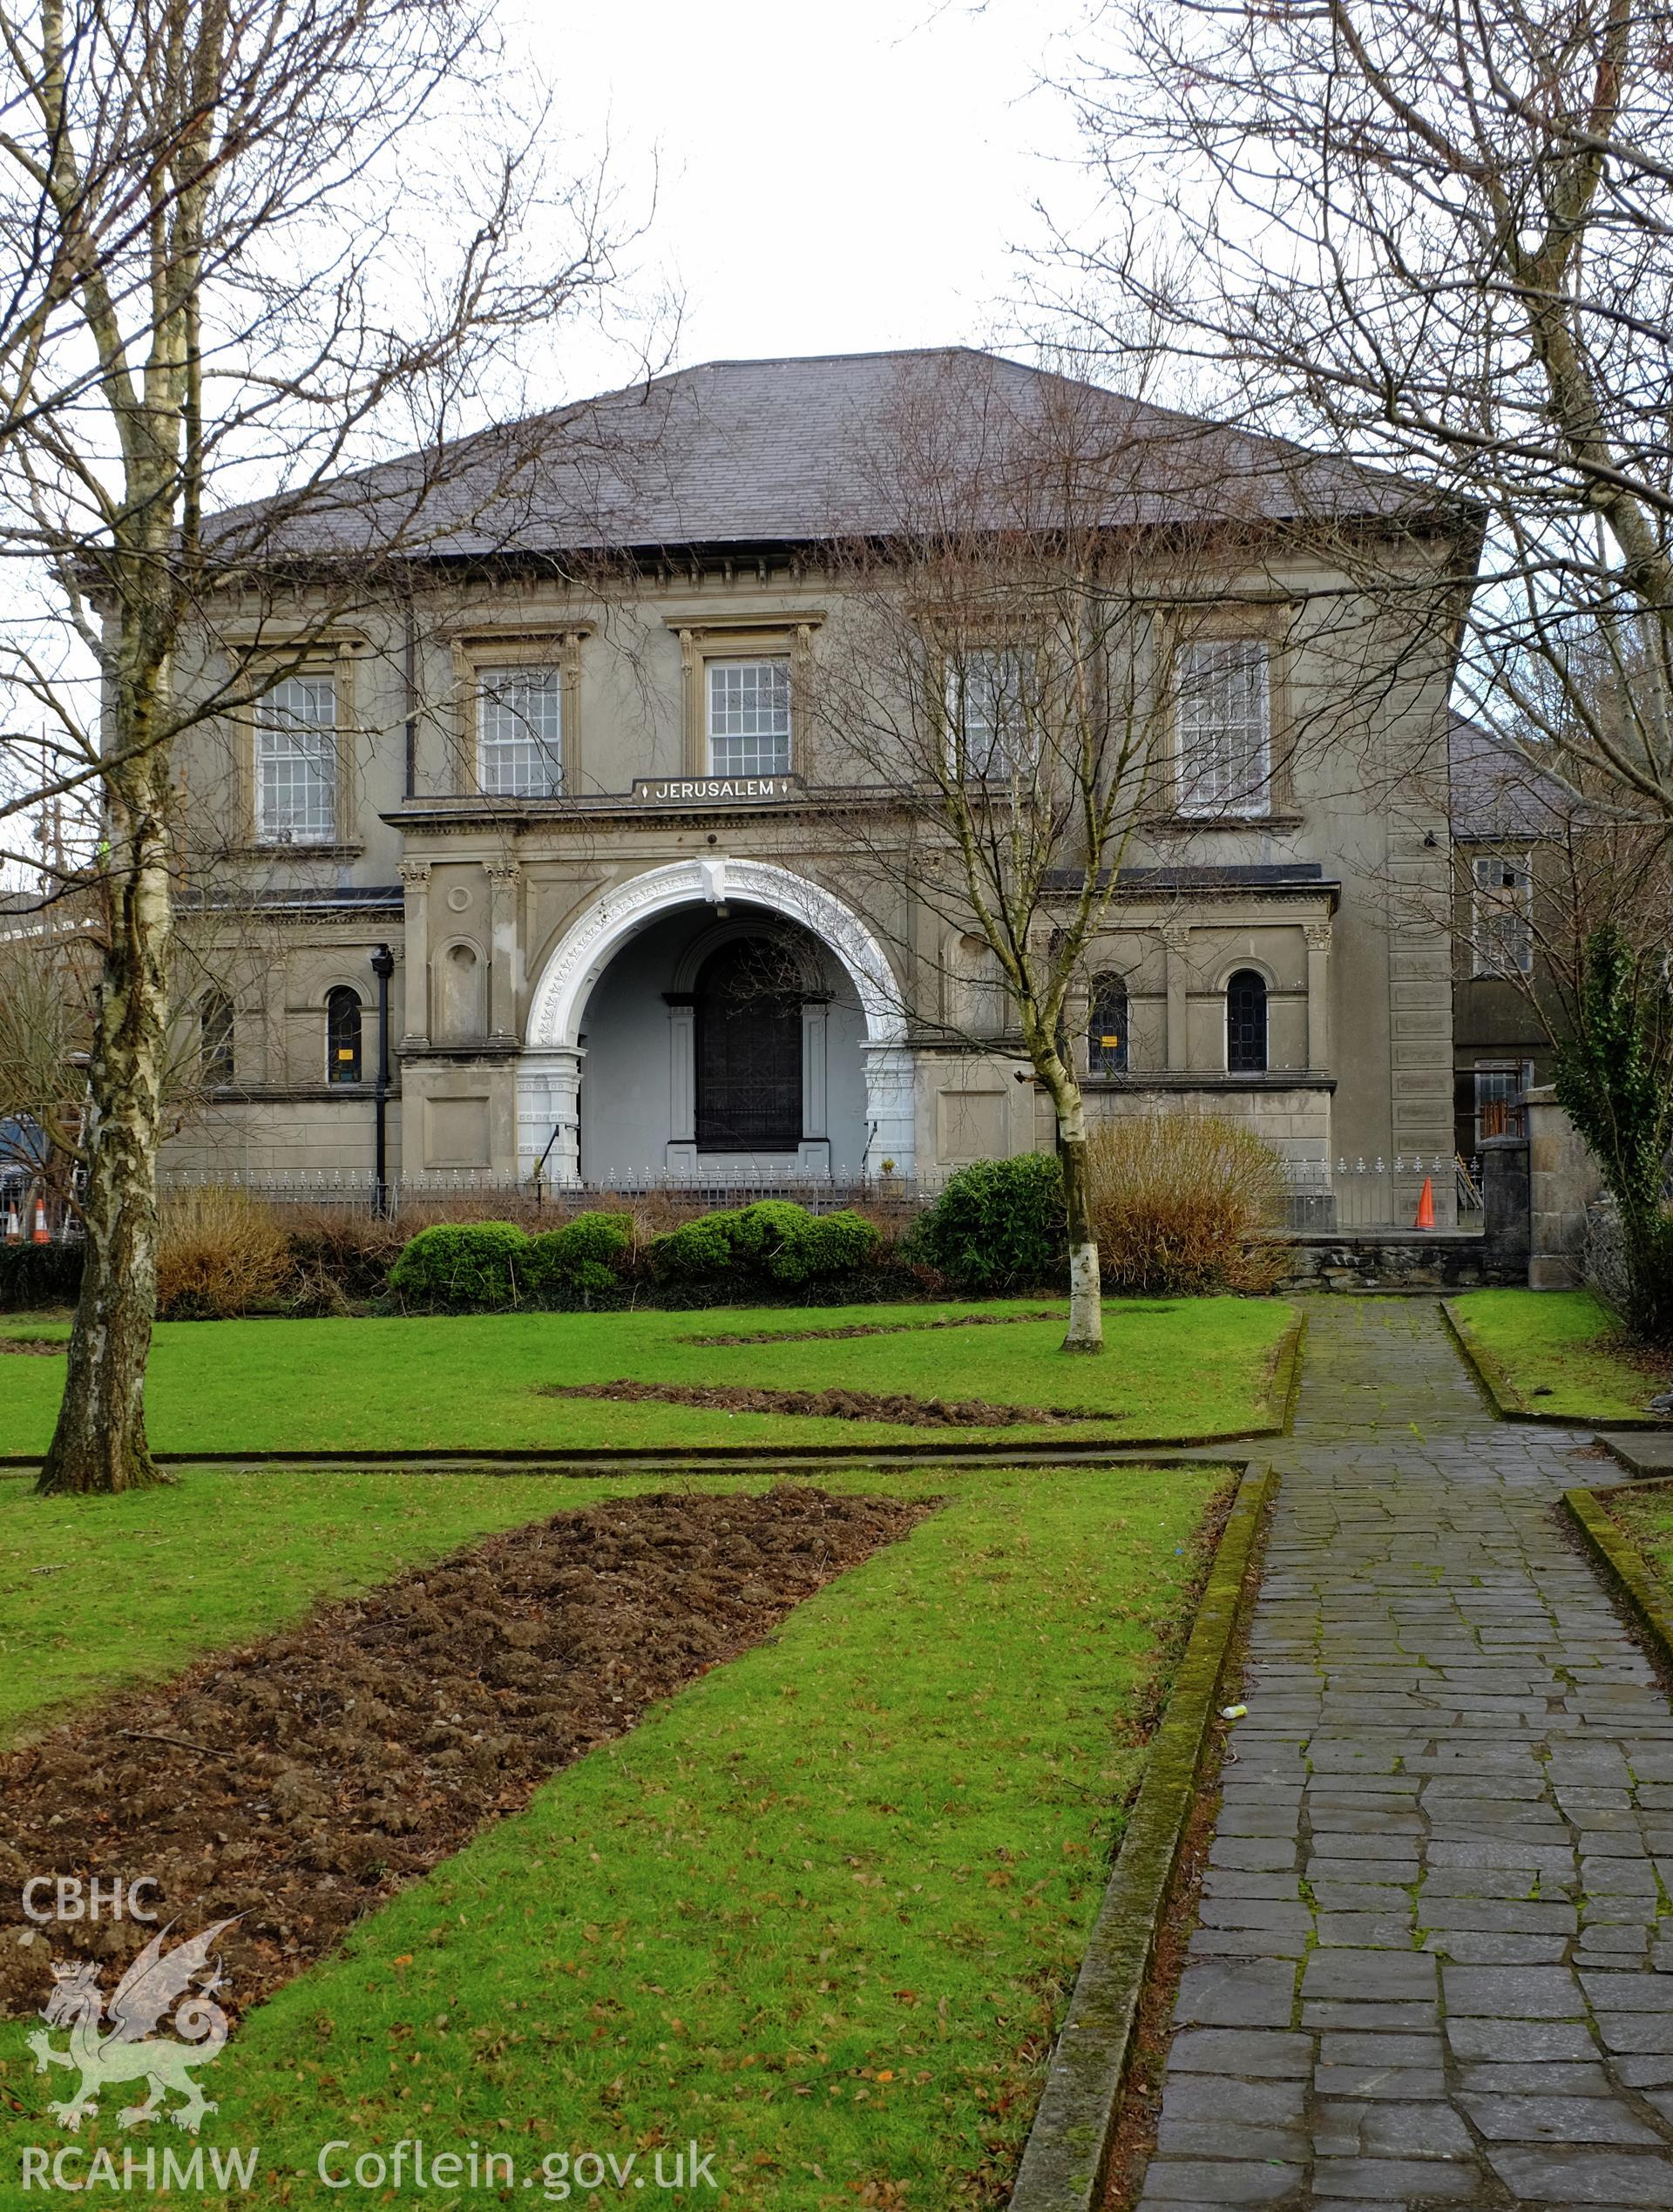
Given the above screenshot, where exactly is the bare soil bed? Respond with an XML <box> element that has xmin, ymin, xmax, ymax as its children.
<box><xmin>542</xmin><ymin>1378</ymin><xmax>1114</xmax><ymax>1427</ymax></box>
<box><xmin>0</xmin><ymin>1338</ymin><xmax>64</xmax><ymax>1356</ymax></box>
<box><xmin>0</xmin><ymin>1485</ymin><xmax>929</xmax><ymax>2022</ymax></box>
<box><xmin>684</xmin><ymin>1310</ymin><xmax>1065</xmax><ymax>1347</ymax></box>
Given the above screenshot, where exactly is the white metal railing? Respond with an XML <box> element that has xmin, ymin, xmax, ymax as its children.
<box><xmin>1279</xmin><ymin>1154</ymin><xmax>1479</xmax><ymax>1234</ymax></box>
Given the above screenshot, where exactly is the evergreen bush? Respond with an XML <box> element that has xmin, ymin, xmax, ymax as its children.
<box><xmin>387</xmin><ymin>1221</ymin><xmax>530</xmax><ymax>1309</ymax></box>
<box><xmin>525</xmin><ymin>1211</ymin><xmax>634</xmax><ymax>1298</ymax></box>
<box><xmin>912</xmin><ymin>1155</ymin><xmax>1065</xmax><ymax>1291</ymax></box>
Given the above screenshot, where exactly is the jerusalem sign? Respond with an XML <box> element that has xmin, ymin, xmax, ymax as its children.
<box><xmin>631</xmin><ymin>774</ymin><xmax>803</xmax><ymax>806</ymax></box>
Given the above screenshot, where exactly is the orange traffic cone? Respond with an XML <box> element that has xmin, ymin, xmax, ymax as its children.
<box><xmin>1414</xmin><ymin>1176</ymin><xmax>1435</xmax><ymax>1230</ymax></box>
<box><xmin>31</xmin><ymin>1195</ymin><xmax>50</xmax><ymax>1244</ymax></box>
<box><xmin>3</xmin><ymin>1198</ymin><xmax>17</xmax><ymax>1243</ymax></box>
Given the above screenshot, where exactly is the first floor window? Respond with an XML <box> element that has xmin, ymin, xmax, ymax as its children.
<box><xmin>478</xmin><ymin>666</ymin><xmax>563</xmax><ymax>795</ymax></box>
<box><xmin>200</xmin><ymin>990</ymin><xmax>234</xmax><ymax>1086</ymax></box>
<box><xmin>255</xmin><ymin>674</ymin><xmax>338</xmax><ymax>843</ymax></box>
<box><xmin>708</xmin><ymin>659</ymin><xmax>790</xmax><ymax>776</ymax></box>
<box><xmin>1227</xmin><ymin>969</ymin><xmax>1268</xmax><ymax>1072</ymax></box>
<box><xmin>1471</xmin><ymin>852</ymin><xmax>1534</xmax><ymax>976</ymax></box>
<box><xmin>1087</xmin><ymin>974</ymin><xmax>1128</xmax><ymax>1075</ymax></box>
<box><xmin>945</xmin><ymin>646</ymin><xmax>1036</xmax><ymax>778</ymax></box>
<box><xmin>327</xmin><ymin>986</ymin><xmax>362</xmax><ymax>1084</ymax></box>
<box><xmin>1175</xmin><ymin>640</ymin><xmax>1270</xmax><ymax>816</ymax></box>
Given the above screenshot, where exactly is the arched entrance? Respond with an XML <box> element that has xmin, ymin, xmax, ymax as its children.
<box><xmin>518</xmin><ymin>858</ymin><xmax>915</xmax><ymax>1185</ymax></box>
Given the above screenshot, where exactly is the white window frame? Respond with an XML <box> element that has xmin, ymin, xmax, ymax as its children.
<box><xmin>1175</xmin><ymin>639</ymin><xmax>1271</xmax><ymax>817</ymax></box>
<box><xmin>254</xmin><ymin>673</ymin><xmax>338</xmax><ymax>845</ymax></box>
<box><xmin>476</xmin><ymin>665</ymin><xmax>564</xmax><ymax>796</ymax></box>
<box><xmin>707</xmin><ymin>657</ymin><xmax>791</xmax><ymax>777</ymax></box>
<box><xmin>944</xmin><ymin>646</ymin><xmax>1038</xmax><ymax>779</ymax></box>
<box><xmin>1470</xmin><ymin>852</ymin><xmax>1534</xmax><ymax>977</ymax></box>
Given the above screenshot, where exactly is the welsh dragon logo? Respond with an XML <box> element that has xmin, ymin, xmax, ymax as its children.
<box><xmin>27</xmin><ymin>1918</ymin><xmax>238</xmax><ymax>2135</ymax></box>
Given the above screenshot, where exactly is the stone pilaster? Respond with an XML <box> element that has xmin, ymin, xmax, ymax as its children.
<box><xmin>397</xmin><ymin>860</ymin><xmax>431</xmax><ymax>1048</ymax></box>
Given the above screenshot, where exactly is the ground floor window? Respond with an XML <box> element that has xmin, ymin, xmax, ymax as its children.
<box><xmin>1087</xmin><ymin>974</ymin><xmax>1128</xmax><ymax>1075</ymax></box>
<box><xmin>694</xmin><ymin>937</ymin><xmax>803</xmax><ymax>1149</ymax></box>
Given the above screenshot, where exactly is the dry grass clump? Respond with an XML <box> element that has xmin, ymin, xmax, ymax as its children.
<box><xmin>1086</xmin><ymin>1113</ymin><xmax>1290</xmax><ymax>1295</ymax></box>
<box><xmin>155</xmin><ymin>1187</ymin><xmax>292</xmax><ymax>1318</ymax></box>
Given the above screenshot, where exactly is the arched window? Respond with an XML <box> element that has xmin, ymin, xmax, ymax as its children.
<box><xmin>694</xmin><ymin>937</ymin><xmax>803</xmax><ymax>1150</ymax></box>
<box><xmin>200</xmin><ymin>990</ymin><xmax>234</xmax><ymax>1086</ymax></box>
<box><xmin>1087</xmin><ymin>974</ymin><xmax>1128</xmax><ymax>1076</ymax></box>
<box><xmin>1226</xmin><ymin>969</ymin><xmax>1268</xmax><ymax>1073</ymax></box>
<box><xmin>326</xmin><ymin>986</ymin><xmax>362</xmax><ymax>1084</ymax></box>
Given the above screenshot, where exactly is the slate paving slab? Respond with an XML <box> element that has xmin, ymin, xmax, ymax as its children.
<box><xmin>1128</xmin><ymin>1298</ymin><xmax>1673</xmax><ymax>2211</ymax></box>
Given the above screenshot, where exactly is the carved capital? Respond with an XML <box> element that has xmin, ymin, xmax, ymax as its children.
<box><xmin>1158</xmin><ymin>923</ymin><xmax>1190</xmax><ymax>953</ymax></box>
<box><xmin>1304</xmin><ymin>921</ymin><xmax>1332</xmax><ymax>950</ymax></box>
<box><xmin>397</xmin><ymin>859</ymin><xmax>432</xmax><ymax>886</ymax></box>
<box><xmin>485</xmin><ymin>861</ymin><xmax>522</xmax><ymax>886</ymax></box>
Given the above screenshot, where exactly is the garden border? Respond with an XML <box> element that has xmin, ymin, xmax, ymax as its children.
<box><xmin>1440</xmin><ymin>1299</ymin><xmax>1670</xmax><ymax>1430</ymax></box>
<box><xmin>1562</xmin><ymin>1479</ymin><xmax>1673</xmax><ymax>1674</ymax></box>
<box><xmin>1006</xmin><ymin>1459</ymin><xmax>1276</xmax><ymax>2212</ymax></box>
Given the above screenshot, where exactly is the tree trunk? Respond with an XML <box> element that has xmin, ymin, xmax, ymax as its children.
<box><xmin>37</xmin><ymin>760</ymin><xmax>175</xmax><ymax>1496</ymax></box>
<box><xmin>1056</xmin><ymin>1086</ymin><xmax>1103</xmax><ymax>1354</ymax></box>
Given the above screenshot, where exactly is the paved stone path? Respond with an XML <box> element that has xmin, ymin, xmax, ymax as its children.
<box><xmin>1134</xmin><ymin>1297</ymin><xmax>1673</xmax><ymax>2211</ymax></box>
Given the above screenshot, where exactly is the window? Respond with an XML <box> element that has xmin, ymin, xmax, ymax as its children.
<box><xmin>255</xmin><ymin>674</ymin><xmax>337</xmax><ymax>843</ymax></box>
<box><xmin>1226</xmin><ymin>969</ymin><xmax>1268</xmax><ymax>1072</ymax></box>
<box><xmin>1473</xmin><ymin>1060</ymin><xmax>1534</xmax><ymax>1144</ymax></box>
<box><xmin>477</xmin><ymin>666</ymin><xmax>562</xmax><ymax>795</ymax></box>
<box><xmin>199</xmin><ymin>991</ymin><xmax>234</xmax><ymax>1086</ymax></box>
<box><xmin>708</xmin><ymin>660</ymin><xmax>790</xmax><ymax>776</ymax></box>
<box><xmin>1471</xmin><ymin>853</ymin><xmax>1534</xmax><ymax>976</ymax></box>
<box><xmin>326</xmin><ymin>986</ymin><xmax>362</xmax><ymax>1084</ymax></box>
<box><xmin>1175</xmin><ymin>640</ymin><xmax>1270</xmax><ymax>816</ymax></box>
<box><xmin>945</xmin><ymin>647</ymin><xmax>1036</xmax><ymax>776</ymax></box>
<box><xmin>1087</xmin><ymin>975</ymin><xmax>1129</xmax><ymax>1075</ymax></box>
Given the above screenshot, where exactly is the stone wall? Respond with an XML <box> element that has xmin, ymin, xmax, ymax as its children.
<box><xmin>1526</xmin><ymin>1085</ymin><xmax>1603</xmax><ymax>1289</ymax></box>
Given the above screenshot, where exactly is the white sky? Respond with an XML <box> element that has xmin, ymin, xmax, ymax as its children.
<box><xmin>511</xmin><ymin>0</ymin><xmax>1082</xmax><ymax>398</ymax></box>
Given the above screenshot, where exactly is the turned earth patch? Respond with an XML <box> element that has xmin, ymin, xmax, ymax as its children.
<box><xmin>0</xmin><ymin>1485</ymin><xmax>929</xmax><ymax>2021</ymax></box>
<box><xmin>541</xmin><ymin>1378</ymin><xmax>1115</xmax><ymax>1427</ymax></box>
<box><xmin>683</xmin><ymin>1309</ymin><xmax>1066</xmax><ymax>1347</ymax></box>
<box><xmin>0</xmin><ymin>1339</ymin><xmax>64</xmax><ymax>1356</ymax></box>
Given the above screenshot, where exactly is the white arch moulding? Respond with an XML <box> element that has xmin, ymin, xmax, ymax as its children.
<box><xmin>517</xmin><ymin>856</ymin><xmax>915</xmax><ymax>1186</ymax></box>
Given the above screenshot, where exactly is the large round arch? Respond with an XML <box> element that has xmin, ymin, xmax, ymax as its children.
<box><xmin>518</xmin><ymin>858</ymin><xmax>914</xmax><ymax>1185</ymax></box>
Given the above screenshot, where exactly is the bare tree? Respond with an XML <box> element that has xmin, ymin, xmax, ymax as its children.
<box><xmin>816</xmin><ymin>354</ymin><xmax>1312</xmax><ymax>1353</ymax></box>
<box><xmin>0</xmin><ymin>0</ymin><xmax>627</xmax><ymax>1492</ymax></box>
<box><xmin>1053</xmin><ymin>1</ymin><xmax>1673</xmax><ymax>830</ymax></box>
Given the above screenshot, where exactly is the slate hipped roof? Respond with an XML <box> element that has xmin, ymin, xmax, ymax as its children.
<box><xmin>216</xmin><ymin>348</ymin><xmax>1446</xmax><ymax>565</ymax></box>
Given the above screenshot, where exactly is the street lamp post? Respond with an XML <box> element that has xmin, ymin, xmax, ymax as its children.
<box><xmin>369</xmin><ymin>944</ymin><xmax>396</xmax><ymax>1219</ymax></box>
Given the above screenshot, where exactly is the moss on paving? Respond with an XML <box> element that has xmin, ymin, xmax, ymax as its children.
<box><xmin>0</xmin><ymin>1461</ymin><xmax>1224</xmax><ymax>2209</ymax></box>
<box><xmin>0</xmin><ymin>1296</ymin><xmax>1293</xmax><ymax>1456</ymax></box>
<box><xmin>1447</xmin><ymin>1289</ymin><xmax>1664</xmax><ymax>1423</ymax></box>
<box><xmin>1602</xmin><ymin>1485</ymin><xmax>1673</xmax><ymax>1612</ymax></box>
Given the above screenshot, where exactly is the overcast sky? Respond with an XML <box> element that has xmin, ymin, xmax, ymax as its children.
<box><xmin>511</xmin><ymin>0</ymin><xmax>1083</xmax><ymax>398</ymax></box>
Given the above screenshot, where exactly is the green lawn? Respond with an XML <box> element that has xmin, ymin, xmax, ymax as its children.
<box><xmin>0</xmin><ymin>1465</ymin><xmax>723</xmax><ymax>1744</ymax></box>
<box><xmin>1446</xmin><ymin>1289</ymin><xmax>1667</xmax><ymax>1423</ymax></box>
<box><xmin>1603</xmin><ymin>1485</ymin><xmax>1673</xmax><ymax>1602</ymax></box>
<box><xmin>0</xmin><ymin>1459</ymin><xmax>1224</xmax><ymax>2209</ymax></box>
<box><xmin>0</xmin><ymin>1296</ymin><xmax>1294</xmax><ymax>1455</ymax></box>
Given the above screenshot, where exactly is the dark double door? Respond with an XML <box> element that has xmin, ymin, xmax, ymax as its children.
<box><xmin>694</xmin><ymin>936</ymin><xmax>804</xmax><ymax>1150</ymax></box>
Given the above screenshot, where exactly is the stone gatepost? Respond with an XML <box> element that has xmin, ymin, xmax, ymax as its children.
<box><xmin>1525</xmin><ymin>1085</ymin><xmax>1603</xmax><ymax>1289</ymax></box>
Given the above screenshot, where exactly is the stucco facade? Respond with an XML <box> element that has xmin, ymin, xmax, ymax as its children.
<box><xmin>160</xmin><ymin>350</ymin><xmax>1467</xmax><ymax>1215</ymax></box>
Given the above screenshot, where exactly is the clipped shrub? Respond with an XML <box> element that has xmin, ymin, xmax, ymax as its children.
<box><xmin>387</xmin><ymin>1220</ymin><xmax>530</xmax><ymax>1310</ymax></box>
<box><xmin>525</xmin><ymin>1210</ymin><xmax>634</xmax><ymax>1299</ymax></box>
<box><xmin>1086</xmin><ymin>1113</ymin><xmax>1288</xmax><ymax>1295</ymax></box>
<box><xmin>647</xmin><ymin>1201</ymin><xmax>882</xmax><ymax>1287</ymax></box>
<box><xmin>913</xmin><ymin>1153</ymin><xmax>1066</xmax><ymax>1292</ymax></box>
<box><xmin>647</xmin><ymin>1211</ymin><xmax>741</xmax><ymax>1283</ymax></box>
<box><xmin>156</xmin><ymin>1187</ymin><xmax>292</xmax><ymax>1319</ymax></box>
